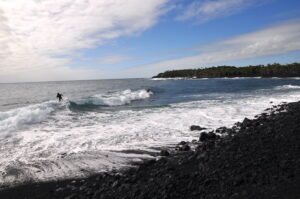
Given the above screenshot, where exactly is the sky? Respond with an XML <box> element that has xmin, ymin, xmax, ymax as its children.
<box><xmin>0</xmin><ymin>0</ymin><xmax>300</xmax><ymax>83</ymax></box>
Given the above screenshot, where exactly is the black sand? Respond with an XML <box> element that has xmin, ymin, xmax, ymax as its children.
<box><xmin>0</xmin><ymin>101</ymin><xmax>299</xmax><ymax>199</ymax></box>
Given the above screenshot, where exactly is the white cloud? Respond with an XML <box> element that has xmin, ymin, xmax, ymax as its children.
<box><xmin>1</xmin><ymin>1</ymin><xmax>299</xmax><ymax>82</ymax></box>
<box><xmin>176</xmin><ymin>0</ymin><xmax>254</xmax><ymax>23</ymax></box>
<box><xmin>0</xmin><ymin>0</ymin><xmax>170</xmax><ymax>82</ymax></box>
<box><xmin>125</xmin><ymin>19</ymin><xmax>300</xmax><ymax>77</ymax></box>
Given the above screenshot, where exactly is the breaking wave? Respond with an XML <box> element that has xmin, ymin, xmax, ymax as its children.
<box><xmin>0</xmin><ymin>101</ymin><xmax>61</xmax><ymax>135</ymax></box>
<box><xmin>0</xmin><ymin>89</ymin><xmax>153</xmax><ymax>134</ymax></box>
<box><xmin>274</xmin><ymin>84</ymin><xmax>300</xmax><ymax>90</ymax></box>
<box><xmin>70</xmin><ymin>89</ymin><xmax>153</xmax><ymax>107</ymax></box>
<box><xmin>2</xmin><ymin>80</ymin><xmax>300</xmax><ymax>185</ymax></box>
<box><xmin>151</xmin><ymin>77</ymin><xmax>185</xmax><ymax>80</ymax></box>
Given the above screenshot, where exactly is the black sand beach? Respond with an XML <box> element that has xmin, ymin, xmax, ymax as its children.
<box><xmin>0</xmin><ymin>101</ymin><xmax>299</xmax><ymax>199</ymax></box>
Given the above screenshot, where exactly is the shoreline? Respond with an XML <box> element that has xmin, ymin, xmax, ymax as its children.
<box><xmin>0</xmin><ymin>101</ymin><xmax>299</xmax><ymax>198</ymax></box>
<box><xmin>151</xmin><ymin>76</ymin><xmax>300</xmax><ymax>80</ymax></box>
<box><xmin>152</xmin><ymin>63</ymin><xmax>300</xmax><ymax>79</ymax></box>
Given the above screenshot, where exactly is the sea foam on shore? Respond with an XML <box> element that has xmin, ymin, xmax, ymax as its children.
<box><xmin>1</xmin><ymin>85</ymin><xmax>300</xmax><ymax>186</ymax></box>
<box><xmin>1</xmin><ymin>100</ymin><xmax>299</xmax><ymax>199</ymax></box>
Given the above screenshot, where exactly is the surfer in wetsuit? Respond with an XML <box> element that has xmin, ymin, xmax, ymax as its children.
<box><xmin>57</xmin><ymin>93</ymin><xmax>63</xmax><ymax>102</ymax></box>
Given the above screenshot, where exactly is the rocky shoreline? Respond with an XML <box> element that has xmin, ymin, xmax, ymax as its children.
<box><xmin>0</xmin><ymin>101</ymin><xmax>299</xmax><ymax>199</ymax></box>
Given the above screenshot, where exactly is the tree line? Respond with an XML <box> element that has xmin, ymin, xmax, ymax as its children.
<box><xmin>153</xmin><ymin>63</ymin><xmax>300</xmax><ymax>78</ymax></box>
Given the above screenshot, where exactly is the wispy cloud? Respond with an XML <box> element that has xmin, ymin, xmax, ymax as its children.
<box><xmin>176</xmin><ymin>0</ymin><xmax>255</xmax><ymax>23</ymax></box>
<box><xmin>0</xmin><ymin>0</ymin><xmax>298</xmax><ymax>82</ymax></box>
<box><xmin>126</xmin><ymin>19</ymin><xmax>300</xmax><ymax>76</ymax></box>
<box><xmin>0</xmin><ymin>0</ymin><xmax>170</xmax><ymax>82</ymax></box>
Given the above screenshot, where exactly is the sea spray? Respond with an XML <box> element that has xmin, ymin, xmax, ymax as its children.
<box><xmin>0</xmin><ymin>101</ymin><xmax>60</xmax><ymax>135</ymax></box>
<box><xmin>71</xmin><ymin>89</ymin><xmax>153</xmax><ymax>106</ymax></box>
<box><xmin>1</xmin><ymin>78</ymin><xmax>300</xmax><ymax>185</ymax></box>
<box><xmin>274</xmin><ymin>84</ymin><xmax>300</xmax><ymax>90</ymax></box>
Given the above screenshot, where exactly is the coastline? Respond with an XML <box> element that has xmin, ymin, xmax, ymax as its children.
<box><xmin>152</xmin><ymin>63</ymin><xmax>300</xmax><ymax>79</ymax></box>
<box><xmin>151</xmin><ymin>76</ymin><xmax>300</xmax><ymax>80</ymax></box>
<box><xmin>0</xmin><ymin>101</ymin><xmax>299</xmax><ymax>199</ymax></box>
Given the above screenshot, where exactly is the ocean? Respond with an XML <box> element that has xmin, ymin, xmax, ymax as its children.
<box><xmin>1</xmin><ymin>77</ymin><xmax>300</xmax><ymax>186</ymax></box>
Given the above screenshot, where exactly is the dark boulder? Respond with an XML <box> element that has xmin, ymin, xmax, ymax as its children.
<box><xmin>190</xmin><ymin>125</ymin><xmax>207</xmax><ymax>131</ymax></box>
<box><xmin>208</xmin><ymin>132</ymin><xmax>217</xmax><ymax>139</ymax></box>
<box><xmin>181</xmin><ymin>144</ymin><xmax>191</xmax><ymax>151</ymax></box>
<box><xmin>176</xmin><ymin>142</ymin><xmax>191</xmax><ymax>151</ymax></box>
<box><xmin>160</xmin><ymin>150</ymin><xmax>170</xmax><ymax>156</ymax></box>
<box><xmin>215</xmin><ymin>127</ymin><xmax>231</xmax><ymax>134</ymax></box>
<box><xmin>179</xmin><ymin>141</ymin><xmax>187</xmax><ymax>145</ymax></box>
<box><xmin>241</xmin><ymin>118</ymin><xmax>252</xmax><ymax>129</ymax></box>
<box><xmin>200</xmin><ymin>132</ymin><xmax>220</xmax><ymax>142</ymax></box>
<box><xmin>208</xmin><ymin>132</ymin><xmax>220</xmax><ymax>140</ymax></box>
<box><xmin>199</xmin><ymin>132</ymin><xmax>209</xmax><ymax>142</ymax></box>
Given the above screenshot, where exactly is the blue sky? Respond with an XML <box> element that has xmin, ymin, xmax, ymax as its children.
<box><xmin>89</xmin><ymin>0</ymin><xmax>300</xmax><ymax>70</ymax></box>
<box><xmin>0</xmin><ymin>0</ymin><xmax>300</xmax><ymax>82</ymax></box>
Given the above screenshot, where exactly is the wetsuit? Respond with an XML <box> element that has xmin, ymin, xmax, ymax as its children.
<box><xmin>57</xmin><ymin>93</ymin><xmax>63</xmax><ymax>102</ymax></box>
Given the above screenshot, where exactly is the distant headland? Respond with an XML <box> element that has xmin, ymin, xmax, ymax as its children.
<box><xmin>153</xmin><ymin>63</ymin><xmax>300</xmax><ymax>78</ymax></box>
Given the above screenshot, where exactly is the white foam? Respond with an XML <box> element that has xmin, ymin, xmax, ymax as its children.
<box><xmin>74</xmin><ymin>89</ymin><xmax>152</xmax><ymax>106</ymax></box>
<box><xmin>0</xmin><ymin>101</ymin><xmax>62</xmax><ymax>135</ymax></box>
<box><xmin>274</xmin><ymin>84</ymin><xmax>300</xmax><ymax>90</ymax></box>
<box><xmin>152</xmin><ymin>77</ymin><xmax>264</xmax><ymax>80</ymax></box>
<box><xmin>1</xmin><ymin>89</ymin><xmax>300</xmax><ymax>185</ymax></box>
<box><xmin>151</xmin><ymin>77</ymin><xmax>185</xmax><ymax>80</ymax></box>
<box><xmin>232</xmin><ymin>77</ymin><xmax>251</xmax><ymax>79</ymax></box>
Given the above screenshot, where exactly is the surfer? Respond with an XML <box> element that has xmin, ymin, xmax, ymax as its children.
<box><xmin>56</xmin><ymin>93</ymin><xmax>63</xmax><ymax>102</ymax></box>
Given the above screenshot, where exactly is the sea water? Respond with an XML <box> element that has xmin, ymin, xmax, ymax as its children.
<box><xmin>0</xmin><ymin>78</ymin><xmax>300</xmax><ymax>185</ymax></box>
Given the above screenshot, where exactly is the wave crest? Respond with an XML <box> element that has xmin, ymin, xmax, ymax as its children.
<box><xmin>71</xmin><ymin>89</ymin><xmax>153</xmax><ymax>107</ymax></box>
<box><xmin>274</xmin><ymin>84</ymin><xmax>300</xmax><ymax>90</ymax></box>
<box><xmin>0</xmin><ymin>101</ymin><xmax>59</xmax><ymax>134</ymax></box>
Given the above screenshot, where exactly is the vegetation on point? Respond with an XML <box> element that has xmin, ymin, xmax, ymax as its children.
<box><xmin>153</xmin><ymin>63</ymin><xmax>300</xmax><ymax>78</ymax></box>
